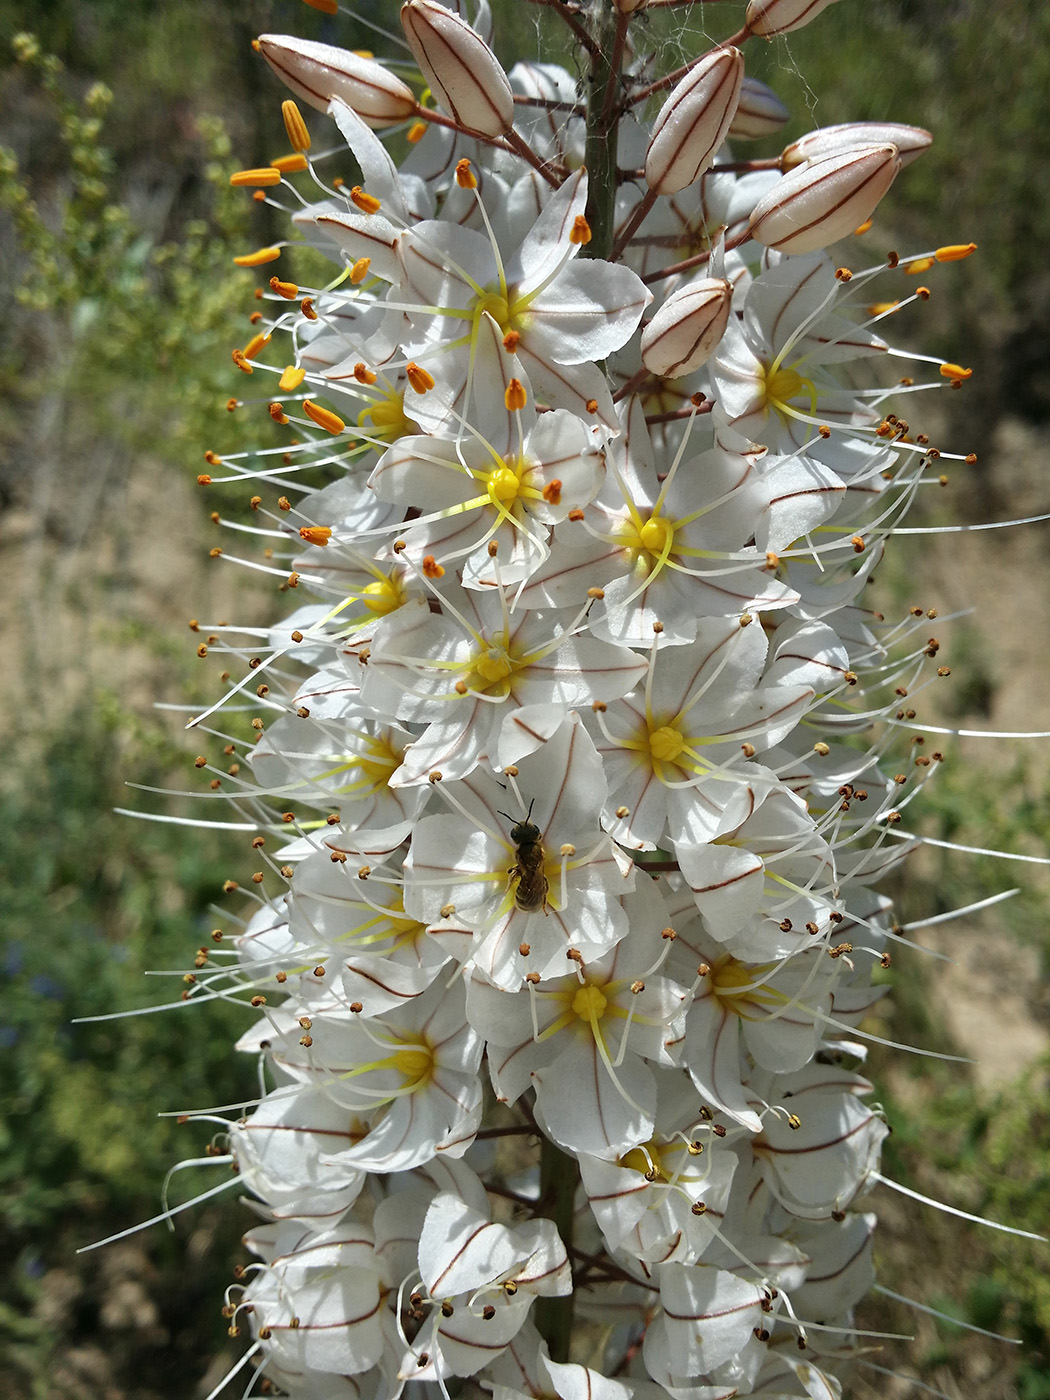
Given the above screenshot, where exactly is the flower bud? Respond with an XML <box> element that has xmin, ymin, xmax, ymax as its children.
<box><xmin>748</xmin><ymin>144</ymin><xmax>901</xmax><ymax>255</ymax></box>
<box><xmin>782</xmin><ymin>121</ymin><xmax>932</xmax><ymax>171</ymax></box>
<box><xmin>256</xmin><ymin>35</ymin><xmax>417</xmax><ymax>128</ymax></box>
<box><xmin>745</xmin><ymin>0</ymin><xmax>842</xmax><ymax>36</ymax></box>
<box><xmin>401</xmin><ymin>0</ymin><xmax>514</xmax><ymax>138</ymax></box>
<box><xmin>645</xmin><ymin>47</ymin><xmax>744</xmax><ymax>195</ymax></box>
<box><xmin>641</xmin><ymin>277</ymin><xmax>732</xmax><ymax>378</ymax></box>
<box><xmin>728</xmin><ymin>76</ymin><xmax>790</xmax><ymax>140</ymax></box>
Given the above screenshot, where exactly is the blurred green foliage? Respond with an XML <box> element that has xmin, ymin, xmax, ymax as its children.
<box><xmin>1</xmin><ymin>0</ymin><xmax>1049</xmax><ymax>1396</ymax></box>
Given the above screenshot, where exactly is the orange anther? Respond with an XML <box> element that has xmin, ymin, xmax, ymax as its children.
<box><xmin>230</xmin><ymin>167</ymin><xmax>282</xmax><ymax>187</ymax></box>
<box><xmin>935</xmin><ymin>242</ymin><xmax>977</xmax><ymax>262</ymax></box>
<box><xmin>422</xmin><ymin>555</ymin><xmax>445</xmax><ymax>579</ymax></box>
<box><xmin>299</xmin><ymin>526</ymin><xmax>333</xmax><ymax>546</ymax></box>
<box><xmin>282</xmin><ymin>99</ymin><xmax>311</xmax><ymax>153</ymax></box>
<box><xmin>570</xmin><ymin>214</ymin><xmax>592</xmax><ymax>245</ymax></box>
<box><xmin>353</xmin><ymin>363</ymin><xmax>377</xmax><ymax>385</ymax></box>
<box><xmin>233</xmin><ymin>246</ymin><xmax>281</xmax><ymax>267</ymax></box>
<box><xmin>455</xmin><ymin>158</ymin><xmax>477</xmax><ymax>189</ymax></box>
<box><xmin>504</xmin><ymin>378</ymin><xmax>527</xmax><ymax>411</ymax></box>
<box><xmin>406</xmin><ymin>362</ymin><xmax>435</xmax><ymax>394</ymax></box>
<box><xmin>350</xmin><ymin>185</ymin><xmax>381</xmax><ymax>214</ymax></box>
<box><xmin>303</xmin><ymin>400</ymin><xmax>347</xmax><ymax>434</ymax></box>
<box><xmin>242</xmin><ymin>331</ymin><xmax>270</xmax><ymax>360</ymax></box>
<box><xmin>301</xmin><ymin>297</ymin><xmax>318</xmax><ymax>320</ymax></box>
<box><xmin>350</xmin><ymin>257</ymin><xmax>372</xmax><ymax>284</ymax></box>
<box><xmin>269</xmin><ymin>403</ymin><xmax>289</xmax><ymax>424</ymax></box>
<box><xmin>407</xmin><ymin>121</ymin><xmax>427</xmax><ymax>144</ymax></box>
<box><xmin>939</xmin><ymin>362</ymin><xmax>972</xmax><ymax>382</ymax></box>
<box><xmin>542</xmin><ymin>479</ymin><xmax>562</xmax><ymax>505</ymax></box>
<box><xmin>271</xmin><ymin>153</ymin><xmax>309</xmax><ymax>174</ymax></box>
<box><xmin>279</xmin><ymin>365</ymin><xmax>306</xmax><ymax>392</ymax></box>
<box><xmin>270</xmin><ymin>276</ymin><xmax>299</xmax><ymax>299</ymax></box>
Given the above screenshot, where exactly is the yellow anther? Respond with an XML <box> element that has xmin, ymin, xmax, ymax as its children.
<box><xmin>299</xmin><ymin>526</ymin><xmax>333</xmax><ymax>546</ymax></box>
<box><xmin>407</xmin><ymin>121</ymin><xmax>428</xmax><ymax>144</ymax></box>
<box><xmin>487</xmin><ymin>467</ymin><xmax>520</xmax><ymax>503</ymax></box>
<box><xmin>353</xmin><ymin>362</ymin><xmax>377</xmax><ymax>385</ymax></box>
<box><xmin>939</xmin><ymin>362</ymin><xmax>972</xmax><ymax>382</ymax></box>
<box><xmin>350</xmin><ymin>257</ymin><xmax>372</xmax><ymax>284</ymax></box>
<box><xmin>270</xmin><ymin>276</ymin><xmax>299</xmax><ymax>299</ymax></box>
<box><xmin>303</xmin><ymin>400</ymin><xmax>346</xmax><ymax>435</ymax></box>
<box><xmin>935</xmin><ymin>242</ymin><xmax>977</xmax><ymax>262</ymax></box>
<box><xmin>271</xmin><ymin>153</ymin><xmax>309</xmax><ymax>174</ymax></box>
<box><xmin>242</xmin><ymin>331</ymin><xmax>270</xmax><ymax>360</ymax></box>
<box><xmin>867</xmin><ymin>300</ymin><xmax>899</xmax><ymax>315</ymax></box>
<box><xmin>422</xmin><ymin>555</ymin><xmax>445</xmax><ymax>579</ymax></box>
<box><xmin>282</xmin><ymin>99</ymin><xmax>311</xmax><ymax>153</ymax></box>
<box><xmin>279</xmin><ymin>365</ymin><xmax>306</xmax><ymax>392</ymax></box>
<box><xmin>504</xmin><ymin>378</ymin><xmax>527</xmax><ymax>411</ymax></box>
<box><xmin>233</xmin><ymin>246</ymin><xmax>281</xmax><ymax>267</ymax></box>
<box><xmin>639</xmin><ymin>515</ymin><xmax>672</xmax><ymax>554</ymax></box>
<box><xmin>571</xmin><ymin>984</ymin><xmax>608</xmax><ymax>1022</ymax></box>
<box><xmin>649</xmin><ymin>725</ymin><xmax>686</xmax><ymax>763</ymax></box>
<box><xmin>350</xmin><ymin>185</ymin><xmax>382</xmax><ymax>214</ymax></box>
<box><xmin>903</xmin><ymin>256</ymin><xmax>935</xmax><ymax>274</ymax></box>
<box><xmin>570</xmin><ymin>214</ymin><xmax>592</xmax><ymax>245</ymax></box>
<box><xmin>456</xmin><ymin>158</ymin><xmax>477</xmax><ymax>189</ymax></box>
<box><xmin>406</xmin><ymin>362</ymin><xmax>435</xmax><ymax>394</ymax></box>
<box><xmin>230</xmin><ymin>167</ymin><xmax>282</xmax><ymax>187</ymax></box>
<box><xmin>231</xmin><ymin>348</ymin><xmax>253</xmax><ymax>374</ymax></box>
<box><xmin>852</xmin><ymin>217</ymin><xmax>873</xmax><ymax>235</ymax></box>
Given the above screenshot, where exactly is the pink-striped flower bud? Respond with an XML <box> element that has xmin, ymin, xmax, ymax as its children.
<box><xmin>644</xmin><ymin>47</ymin><xmax>744</xmax><ymax>195</ymax></box>
<box><xmin>401</xmin><ymin>0</ymin><xmax>514</xmax><ymax>138</ymax></box>
<box><xmin>745</xmin><ymin>0</ymin><xmax>842</xmax><ymax>36</ymax></box>
<box><xmin>782</xmin><ymin>121</ymin><xmax>932</xmax><ymax>171</ymax></box>
<box><xmin>748</xmin><ymin>143</ymin><xmax>901</xmax><ymax>254</ymax></box>
<box><xmin>256</xmin><ymin>35</ymin><xmax>417</xmax><ymax>127</ymax></box>
<box><xmin>641</xmin><ymin>277</ymin><xmax>732</xmax><ymax>378</ymax></box>
<box><xmin>728</xmin><ymin>76</ymin><xmax>790</xmax><ymax>140</ymax></box>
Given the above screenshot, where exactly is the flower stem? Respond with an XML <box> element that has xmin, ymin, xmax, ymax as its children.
<box><xmin>534</xmin><ymin>1136</ymin><xmax>579</xmax><ymax>1362</ymax></box>
<box><xmin>582</xmin><ymin>3</ymin><xmax>625</xmax><ymax>261</ymax></box>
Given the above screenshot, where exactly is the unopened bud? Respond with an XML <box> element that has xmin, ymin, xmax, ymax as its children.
<box><xmin>782</xmin><ymin>121</ymin><xmax>931</xmax><ymax>171</ymax></box>
<box><xmin>748</xmin><ymin>144</ymin><xmax>901</xmax><ymax>255</ymax></box>
<box><xmin>257</xmin><ymin>35</ymin><xmax>417</xmax><ymax>128</ymax></box>
<box><xmin>641</xmin><ymin>277</ymin><xmax>732</xmax><ymax>378</ymax></box>
<box><xmin>728</xmin><ymin>76</ymin><xmax>790</xmax><ymax>139</ymax></box>
<box><xmin>745</xmin><ymin>0</ymin><xmax>842</xmax><ymax>37</ymax></box>
<box><xmin>645</xmin><ymin>47</ymin><xmax>744</xmax><ymax>195</ymax></box>
<box><xmin>401</xmin><ymin>0</ymin><xmax>514</xmax><ymax>138</ymax></box>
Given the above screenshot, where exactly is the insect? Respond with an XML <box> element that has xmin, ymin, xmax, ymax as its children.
<box><xmin>498</xmin><ymin>799</ymin><xmax>549</xmax><ymax>914</ymax></box>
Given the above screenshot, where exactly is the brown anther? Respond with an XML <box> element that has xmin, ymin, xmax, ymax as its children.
<box><xmin>691</xmin><ymin>1201</ymin><xmax>707</xmax><ymax>1216</ymax></box>
<box><xmin>585</xmin><ymin>399</ymin><xmax>598</xmax><ymax>414</ymax></box>
<box><xmin>630</xmin><ymin>980</ymin><xmax>645</xmax><ymax>994</ymax></box>
<box><xmin>502</xmin><ymin>329</ymin><xmax>521</xmax><ymax>351</ymax></box>
<box><xmin>525</xmin><ymin>971</ymin><xmax>541</xmax><ymax>984</ymax></box>
<box><xmin>428</xmin><ymin>771</ymin><xmax>443</xmax><ymax>783</ymax></box>
<box><xmin>197</xmin><ymin>644</ymin><xmax>209</xmax><ymax>658</ymax></box>
<box><xmin>226</xmin><ymin>397</ymin><xmax>238</xmax><ymax>412</ymax></box>
<box><xmin>660</xmin><ymin>927</ymin><xmax>677</xmax><ymax>941</ymax></box>
<box><xmin>568</xmin><ymin>508</ymin><xmax>586</xmax><ymax>522</ymax></box>
<box><xmin>916</xmin><ymin>285</ymin><xmax>931</xmax><ymax>300</ymax></box>
<box><xmin>519</xmin><ymin>942</ymin><xmax>531</xmax><ymax>956</ymax></box>
<box><xmin>269</xmin><ymin>402</ymin><xmax>289</xmax><ymax>424</ymax></box>
<box><xmin>566</xmin><ymin>948</ymin><xmax>583</xmax><ymax>963</ymax></box>
<box><xmin>835</xmin><ymin>266</ymin><xmax>852</xmax><ymax>281</ymax></box>
<box><xmin>301</xmin><ymin>297</ymin><xmax>317</xmax><ymax>320</ymax></box>
<box><xmin>615</xmin><ymin>804</ymin><xmax>629</xmax><ymax>818</ymax></box>
<box><xmin>851</xmin><ymin>535</ymin><xmax>864</xmax><ymax>553</ymax></box>
<box><xmin>779</xmin><ymin>918</ymin><xmax>792</xmax><ymax>932</ymax></box>
<box><xmin>487</xmin><ymin>540</ymin><xmax>499</xmax><ymax>557</ymax></box>
<box><xmin>591</xmin><ymin>700</ymin><xmax>607</xmax><ymax>712</ymax></box>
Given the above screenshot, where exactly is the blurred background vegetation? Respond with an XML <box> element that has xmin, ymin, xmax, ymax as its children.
<box><xmin>1</xmin><ymin>0</ymin><xmax>1048</xmax><ymax>1396</ymax></box>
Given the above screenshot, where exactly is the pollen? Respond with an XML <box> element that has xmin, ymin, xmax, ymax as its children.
<box><xmin>939</xmin><ymin>362</ymin><xmax>972</xmax><ymax>382</ymax></box>
<box><xmin>505</xmin><ymin>378</ymin><xmax>527</xmax><ymax>411</ymax></box>
<box><xmin>570</xmin><ymin>214</ymin><xmax>592</xmax><ymax>245</ymax></box>
<box><xmin>422</xmin><ymin>555</ymin><xmax>445</xmax><ymax>578</ymax></box>
<box><xmin>299</xmin><ymin>526</ymin><xmax>333</xmax><ymax>546</ymax></box>
<box><xmin>935</xmin><ymin>242</ymin><xmax>977</xmax><ymax>262</ymax></box>
<box><xmin>350</xmin><ymin>185</ymin><xmax>382</xmax><ymax>214</ymax></box>
<box><xmin>303</xmin><ymin>400</ymin><xmax>346</xmax><ymax>435</ymax></box>
<box><xmin>649</xmin><ymin>725</ymin><xmax>686</xmax><ymax>763</ymax></box>
<box><xmin>279</xmin><ymin>365</ymin><xmax>306</xmax><ymax>392</ymax></box>
<box><xmin>230</xmin><ymin>167</ymin><xmax>282</xmax><ymax>187</ymax></box>
<box><xmin>233</xmin><ymin>246</ymin><xmax>281</xmax><ymax>267</ymax></box>
<box><xmin>271</xmin><ymin>153</ymin><xmax>308</xmax><ymax>174</ymax></box>
<box><xmin>281</xmin><ymin>99</ymin><xmax>311</xmax><ymax>153</ymax></box>
<box><xmin>406</xmin><ymin>362</ymin><xmax>436</xmax><ymax>394</ymax></box>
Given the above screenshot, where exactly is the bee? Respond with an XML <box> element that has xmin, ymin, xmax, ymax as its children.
<box><xmin>499</xmin><ymin>799</ymin><xmax>549</xmax><ymax>914</ymax></box>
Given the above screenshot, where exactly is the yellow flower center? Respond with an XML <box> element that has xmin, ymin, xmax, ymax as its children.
<box><xmin>392</xmin><ymin>1045</ymin><xmax>433</xmax><ymax>1084</ymax></box>
<box><xmin>476</xmin><ymin>289</ymin><xmax>511</xmax><ymax>329</ymax></box>
<box><xmin>763</xmin><ymin>364</ymin><xmax>804</xmax><ymax>408</ymax></box>
<box><xmin>358</xmin><ymin>388</ymin><xmax>417</xmax><ymax>442</ymax></box>
<box><xmin>356</xmin><ymin>732</ymin><xmax>404</xmax><ymax>788</ymax></box>
<box><xmin>649</xmin><ymin>725</ymin><xmax>686</xmax><ymax>763</ymax></box>
<box><xmin>487</xmin><ymin>465</ymin><xmax>521</xmax><ymax>504</ymax></box>
<box><xmin>619</xmin><ymin>1139</ymin><xmax>669</xmax><ymax>1182</ymax></box>
<box><xmin>361</xmin><ymin>574</ymin><xmax>404</xmax><ymax>615</ymax></box>
<box><xmin>572</xmin><ymin>984</ymin><xmax>608</xmax><ymax>1023</ymax></box>
<box><xmin>473</xmin><ymin>645</ymin><xmax>514</xmax><ymax>685</ymax></box>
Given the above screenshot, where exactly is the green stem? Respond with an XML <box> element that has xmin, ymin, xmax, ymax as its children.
<box><xmin>583</xmin><ymin>2</ymin><xmax>625</xmax><ymax>261</ymax></box>
<box><xmin>534</xmin><ymin>1135</ymin><xmax>579</xmax><ymax>1363</ymax></box>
